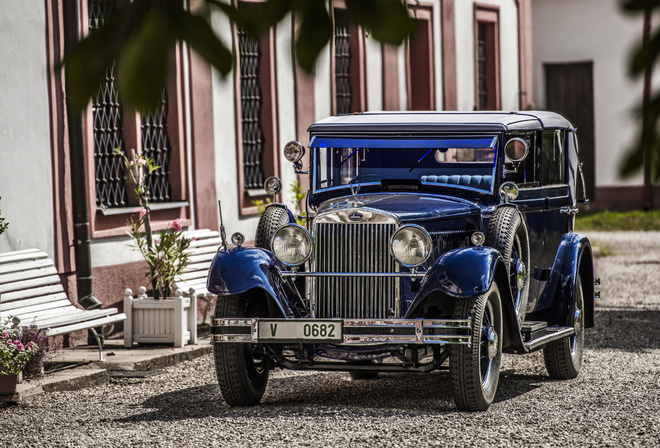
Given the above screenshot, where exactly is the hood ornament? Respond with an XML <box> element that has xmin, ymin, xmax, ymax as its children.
<box><xmin>350</xmin><ymin>182</ymin><xmax>363</xmax><ymax>207</ymax></box>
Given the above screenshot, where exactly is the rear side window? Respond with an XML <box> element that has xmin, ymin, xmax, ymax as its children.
<box><xmin>541</xmin><ymin>130</ymin><xmax>566</xmax><ymax>185</ymax></box>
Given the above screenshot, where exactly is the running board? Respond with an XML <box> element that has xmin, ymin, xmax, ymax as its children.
<box><xmin>523</xmin><ymin>326</ymin><xmax>574</xmax><ymax>352</ymax></box>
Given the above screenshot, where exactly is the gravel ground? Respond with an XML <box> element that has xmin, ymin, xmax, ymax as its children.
<box><xmin>2</xmin><ymin>231</ymin><xmax>659</xmax><ymax>447</ymax></box>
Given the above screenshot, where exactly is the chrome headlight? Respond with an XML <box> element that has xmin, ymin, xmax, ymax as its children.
<box><xmin>390</xmin><ymin>225</ymin><xmax>432</xmax><ymax>268</ymax></box>
<box><xmin>271</xmin><ymin>224</ymin><xmax>313</xmax><ymax>266</ymax></box>
<box><xmin>283</xmin><ymin>141</ymin><xmax>305</xmax><ymax>163</ymax></box>
<box><xmin>264</xmin><ymin>176</ymin><xmax>283</xmax><ymax>196</ymax></box>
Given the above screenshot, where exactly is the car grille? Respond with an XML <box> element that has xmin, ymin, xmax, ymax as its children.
<box><xmin>313</xmin><ymin>221</ymin><xmax>398</xmax><ymax>319</ymax></box>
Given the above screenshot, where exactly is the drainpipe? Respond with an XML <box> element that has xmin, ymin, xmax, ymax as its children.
<box><xmin>62</xmin><ymin>0</ymin><xmax>104</xmax><ymax>343</ymax></box>
<box><xmin>643</xmin><ymin>8</ymin><xmax>653</xmax><ymax>210</ymax></box>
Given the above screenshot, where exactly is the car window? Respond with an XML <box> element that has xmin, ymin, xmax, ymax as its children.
<box><xmin>310</xmin><ymin>136</ymin><xmax>498</xmax><ymax>193</ymax></box>
<box><xmin>541</xmin><ymin>130</ymin><xmax>566</xmax><ymax>186</ymax></box>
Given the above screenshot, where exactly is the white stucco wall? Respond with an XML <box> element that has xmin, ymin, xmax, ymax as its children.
<box><xmin>532</xmin><ymin>0</ymin><xmax>652</xmax><ymax>187</ymax></box>
<box><xmin>454</xmin><ymin>0</ymin><xmax>520</xmax><ymax>111</ymax></box>
<box><xmin>0</xmin><ymin>5</ymin><xmax>55</xmax><ymax>256</ymax></box>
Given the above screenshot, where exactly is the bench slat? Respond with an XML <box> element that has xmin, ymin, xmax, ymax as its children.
<box><xmin>0</xmin><ymin>298</ymin><xmax>72</xmax><ymax>320</ymax></box>
<box><xmin>0</xmin><ymin>250</ymin><xmax>48</xmax><ymax>265</ymax></box>
<box><xmin>0</xmin><ymin>266</ymin><xmax>59</xmax><ymax>286</ymax></box>
<box><xmin>46</xmin><ymin>313</ymin><xmax>127</xmax><ymax>336</ymax></box>
<box><xmin>0</xmin><ymin>274</ymin><xmax>63</xmax><ymax>294</ymax></box>
<box><xmin>36</xmin><ymin>308</ymin><xmax>117</xmax><ymax>328</ymax></box>
<box><xmin>0</xmin><ymin>292</ymin><xmax>69</xmax><ymax>312</ymax></box>
<box><xmin>0</xmin><ymin>284</ymin><xmax>64</xmax><ymax>302</ymax></box>
<box><xmin>0</xmin><ymin>259</ymin><xmax>54</xmax><ymax>276</ymax></box>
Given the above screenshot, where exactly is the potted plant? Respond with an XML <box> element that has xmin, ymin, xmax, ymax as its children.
<box><xmin>0</xmin><ymin>324</ymin><xmax>40</xmax><ymax>396</ymax></box>
<box><xmin>117</xmin><ymin>149</ymin><xmax>197</xmax><ymax>348</ymax></box>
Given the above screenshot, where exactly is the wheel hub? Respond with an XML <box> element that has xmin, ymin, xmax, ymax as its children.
<box><xmin>573</xmin><ymin>308</ymin><xmax>582</xmax><ymax>334</ymax></box>
<box><xmin>487</xmin><ymin>327</ymin><xmax>498</xmax><ymax>360</ymax></box>
<box><xmin>515</xmin><ymin>260</ymin><xmax>527</xmax><ymax>290</ymax></box>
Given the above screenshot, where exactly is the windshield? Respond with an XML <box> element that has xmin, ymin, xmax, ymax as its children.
<box><xmin>311</xmin><ymin>136</ymin><xmax>498</xmax><ymax>194</ymax></box>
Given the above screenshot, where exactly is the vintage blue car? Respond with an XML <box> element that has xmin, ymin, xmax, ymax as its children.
<box><xmin>208</xmin><ymin>111</ymin><xmax>598</xmax><ymax>411</ymax></box>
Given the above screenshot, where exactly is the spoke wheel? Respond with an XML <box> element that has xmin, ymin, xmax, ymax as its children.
<box><xmin>544</xmin><ymin>274</ymin><xmax>585</xmax><ymax>379</ymax></box>
<box><xmin>450</xmin><ymin>282</ymin><xmax>503</xmax><ymax>412</ymax></box>
<box><xmin>485</xmin><ymin>206</ymin><xmax>530</xmax><ymax>326</ymax></box>
<box><xmin>214</xmin><ymin>294</ymin><xmax>269</xmax><ymax>406</ymax></box>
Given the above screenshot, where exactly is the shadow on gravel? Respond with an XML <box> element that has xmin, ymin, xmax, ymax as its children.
<box><xmin>588</xmin><ymin>308</ymin><xmax>660</xmax><ymax>352</ymax></box>
<box><xmin>112</xmin><ymin>367</ymin><xmax>559</xmax><ymax>423</ymax></box>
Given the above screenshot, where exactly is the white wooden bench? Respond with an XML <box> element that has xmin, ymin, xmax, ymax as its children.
<box><xmin>175</xmin><ymin>229</ymin><xmax>221</xmax><ymax>323</ymax></box>
<box><xmin>0</xmin><ymin>249</ymin><xmax>126</xmax><ymax>361</ymax></box>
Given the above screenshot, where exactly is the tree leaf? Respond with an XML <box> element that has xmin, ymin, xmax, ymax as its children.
<box><xmin>345</xmin><ymin>0</ymin><xmax>414</xmax><ymax>45</ymax></box>
<box><xmin>629</xmin><ymin>26</ymin><xmax>660</xmax><ymax>77</ymax></box>
<box><xmin>293</xmin><ymin>0</ymin><xmax>332</xmax><ymax>72</ymax></box>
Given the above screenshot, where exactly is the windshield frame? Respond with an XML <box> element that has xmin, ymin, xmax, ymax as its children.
<box><xmin>309</xmin><ymin>135</ymin><xmax>499</xmax><ymax>196</ymax></box>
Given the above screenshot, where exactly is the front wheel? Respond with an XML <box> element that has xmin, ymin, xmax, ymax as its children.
<box><xmin>450</xmin><ymin>282</ymin><xmax>503</xmax><ymax>411</ymax></box>
<box><xmin>543</xmin><ymin>274</ymin><xmax>585</xmax><ymax>379</ymax></box>
<box><xmin>214</xmin><ymin>295</ymin><xmax>269</xmax><ymax>406</ymax></box>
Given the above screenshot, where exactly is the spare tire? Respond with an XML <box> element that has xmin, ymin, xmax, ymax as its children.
<box><xmin>485</xmin><ymin>206</ymin><xmax>530</xmax><ymax>327</ymax></box>
<box><xmin>255</xmin><ymin>205</ymin><xmax>290</xmax><ymax>250</ymax></box>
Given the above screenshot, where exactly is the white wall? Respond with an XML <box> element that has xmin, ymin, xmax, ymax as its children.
<box><xmin>532</xmin><ymin>0</ymin><xmax>651</xmax><ymax>187</ymax></box>
<box><xmin>0</xmin><ymin>5</ymin><xmax>55</xmax><ymax>256</ymax></box>
<box><xmin>454</xmin><ymin>0</ymin><xmax>520</xmax><ymax>111</ymax></box>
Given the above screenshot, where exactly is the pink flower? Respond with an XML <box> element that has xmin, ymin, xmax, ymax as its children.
<box><xmin>132</xmin><ymin>207</ymin><xmax>147</xmax><ymax>217</ymax></box>
<box><xmin>27</xmin><ymin>341</ymin><xmax>37</xmax><ymax>350</ymax></box>
<box><xmin>169</xmin><ymin>219</ymin><xmax>183</xmax><ymax>232</ymax></box>
<box><xmin>1</xmin><ymin>330</ymin><xmax>8</xmax><ymax>339</ymax></box>
<box><xmin>138</xmin><ymin>158</ymin><xmax>147</xmax><ymax>166</ymax></box>
<box><xmin>12</xmin><ymin>340</ymin><xmax>24</xmax><ymax>351</ymax></box>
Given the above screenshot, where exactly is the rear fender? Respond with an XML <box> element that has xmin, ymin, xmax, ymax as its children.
<box><xmin>206</xmin><ymin>247</ymin><xmax>306</xmax><ymax>317</ymax></box>
<box><xmin>408</xmin><ymin>246</ymin><xmax>523</xmax><ymax>349</ymax></box>
<box><xmin>531</xmin><ymin>233</ymin><xmax>595</xmax><ymax>328</ymax></box>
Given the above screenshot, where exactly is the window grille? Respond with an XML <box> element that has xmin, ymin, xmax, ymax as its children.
<box><xmin>477</xmin><ymin>23</ymin><xmax>488</xmax><ymax>111</ymax></box>
<box><xmin>89</xmin><ymin>0</ymin><xmax>127</xmax><ymax>208</ymax></box>
<box><xmin>141</xmin><ymin>88</ymin><xmax>172</xmax><ymax>202</ymax></box>
<box><xmin>334</xmin><ymin>10</ymin><xmax>352</xmax><ymax>115</ymax></box>
<box><xmin>238</xmin><ymin>26</ymin><xmax>266</xmax><ymax>190</ymax></box>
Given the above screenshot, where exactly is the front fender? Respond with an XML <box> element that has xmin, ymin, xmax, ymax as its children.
<box><xmin>532</xmin><ymin>233</ymin><xmax>594</xmax><ymax>328</ymax></box>
<box><xmin>206</xmin><ymin>246</ymin><xmax>305</xmax><ymax>317</ymax></box>
<box><xmin>410</xmin><ymin>247</ymin><xmax>503</xmax><ymax>313</ymax></box>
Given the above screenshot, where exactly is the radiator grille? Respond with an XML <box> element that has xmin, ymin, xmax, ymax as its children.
<box><xmin>313</xmin><ymin>222</ymin><xmax>397</xmax><ymax>319</ymax></box>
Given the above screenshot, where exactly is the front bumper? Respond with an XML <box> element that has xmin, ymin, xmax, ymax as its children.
<box><xmin>211</xmin><ymin>317</ymin><xmax>472</xmax><ymax>346</ymax></box>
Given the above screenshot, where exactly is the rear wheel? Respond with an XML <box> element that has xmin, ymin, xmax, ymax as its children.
<box><xmin>450</xmin><ymin>282</ymin><xmax>503</xmax><ymax>411</ymax></box>
<box><xmin>214</xmin><ymin>295</ymin><xmax>269</xmax><ymax>406</ymax></box>
<box><xmin>485</xmin><ymin>206</ymin><xmax>530</xmax><ymax>326</ymax></box>
<box><xmin>255</xmin><ymin>206</ymin><xmax>290</xmax><ymax>250</ymax></box>
<box><xmin>544</xmin><ymin>275</ymin><xmax>585</xmax><ymax>379</ymax></box>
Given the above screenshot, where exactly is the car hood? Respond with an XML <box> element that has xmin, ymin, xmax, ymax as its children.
<box><xmin>316</xmin><ymin>193</ymin><xmax>484</xmax><ymax>221</ymax></box>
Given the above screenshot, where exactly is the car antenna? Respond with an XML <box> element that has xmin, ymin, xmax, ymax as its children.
<box><xmin>217</xmin><ymin>200</ymin><xmax>228</xmax><ymax>250</ymax></box>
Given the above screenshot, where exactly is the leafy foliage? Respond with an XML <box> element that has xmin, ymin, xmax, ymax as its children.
<box><xmin>0</xmin><ymin>323</ymin><xmax>40</xmax><ymax>376</ymax></box>
<box><xmin>0</xmin><ymin>196</ymin><xmax>8</xmax><ymax>235</ymax></box>
<box><xmin>62</xmin><ymin>0</ymin><xmax>414</xmax><ymax>113</ymax></box>
<box><xmin>620</xmin><ymin>0</ymin><xmax>660</xmax><ymax>182</ymax></box>
<box><xmin>116</xmin><ymin>149</ymin><xmax>192</xmax><ymax>299</ymax></box>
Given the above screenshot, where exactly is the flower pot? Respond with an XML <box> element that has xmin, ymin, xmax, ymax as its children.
<box><xmin>123</xmin><ymin>287</ymin><xmax>198</xmax><ymax>348</ymax></box>
<box><xmin>0</xmin><ymin>373</ymin><xmax>19</xmax><ymax>396</ymax></box>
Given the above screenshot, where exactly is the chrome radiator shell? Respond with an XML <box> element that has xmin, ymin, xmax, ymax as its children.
<box><xmin>312</xmin><ymin>208</ymin><xmax>400</xmax><ymax>319</ymax></box>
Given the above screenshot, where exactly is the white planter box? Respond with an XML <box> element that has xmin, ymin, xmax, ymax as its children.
<box><xmin>123</xmin><ymin>287</ymin><xmax>198</xmax><ymax>348</ymax></box>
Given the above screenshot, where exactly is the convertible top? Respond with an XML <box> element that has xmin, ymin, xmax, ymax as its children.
<box><xmin>308</xmin><ymin>111</ymin><xmax>574</xmax><ymax>134</ymax></box>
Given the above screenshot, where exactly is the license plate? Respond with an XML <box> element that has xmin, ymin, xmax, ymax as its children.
<box><xmin>258</xmin><ymin>320</ymin><xmax>342</xmax><ymax>341</ymax></box>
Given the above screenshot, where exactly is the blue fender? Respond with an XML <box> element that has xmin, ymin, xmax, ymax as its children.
<box><xmin>206</xmin><ymin>246</ymin><xmax>305</xmax><ymax>317</ymax></box>
<box><xmin>531</xmin><ymin>233</ymin><xmax>595</xmax><ymax>328</ymax></box>
<box><xmin>412</xmin><ymin>246</ymin><xmax>503</xmax><ymax>305</ymax></box>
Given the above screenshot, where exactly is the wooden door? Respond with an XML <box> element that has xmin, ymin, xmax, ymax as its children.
<box><xmin>545</xmin><ymin>62</ymin><xmax>595</xmax><ymax>201</ymax></box>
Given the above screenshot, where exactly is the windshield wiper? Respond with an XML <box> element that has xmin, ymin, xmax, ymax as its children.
<box><xmin>408</xmin><ymin>148</ymin><xmax>436</xmax><ymax>172</ymax></box>
<box><xmin>336</xmin><ymin>148</ymin><xmax>363</xmax><ymax>168</ymax></box>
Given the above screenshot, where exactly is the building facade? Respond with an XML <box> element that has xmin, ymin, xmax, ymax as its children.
<box><xmin>0</xmin><ymin>0</ymin><xmax>532</xmax><ymax>343</ymax></box>
<box><xmin>532</xmin><ymin>0</ymin><xmax>660</xmax><ymax>210</ymax></box>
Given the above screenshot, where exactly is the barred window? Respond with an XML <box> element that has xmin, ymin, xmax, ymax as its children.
<box><xmin>334</xmin><ymin>9</ymin><xmax>351</xmax><ymax>115</ymax></box>
<box><xmin>141</xmin><ymin>88</ymin><xmax>172</xmax><ymax>202</ymax></box>
<box><xmin>238</xmin><ymin>26</ymin><xmax>266</xmax><ymax>190</ymax></box>
<box><xmin>89</xmin><ymin>0</ymin><xmax>127</xmax><ymax>209</ymax></box>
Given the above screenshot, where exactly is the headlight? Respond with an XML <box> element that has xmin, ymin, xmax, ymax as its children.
<box><xmin>264</xmin><ymin>176</ymin><xmax>282</xmax><ymax>196</ymax></box>
<box><xmin>283</xmin><ymin>141</ymin><xmax>305</xmax><ymax>163</ymax></box>
<box><xmin>271</xmin><ymin>224</ymin><xmax>313</xmax><ymax>266</ymax></box>
<box><xmin>390</xmin><ymin>225</ymin><xmax>432</xmax><ymax>268</ymax></box>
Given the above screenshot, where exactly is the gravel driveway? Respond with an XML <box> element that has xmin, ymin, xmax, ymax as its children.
<box><xmin>2</xmin><ymin>231</ymin><xmax>659</xmax><ymax>447</ymax></box>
